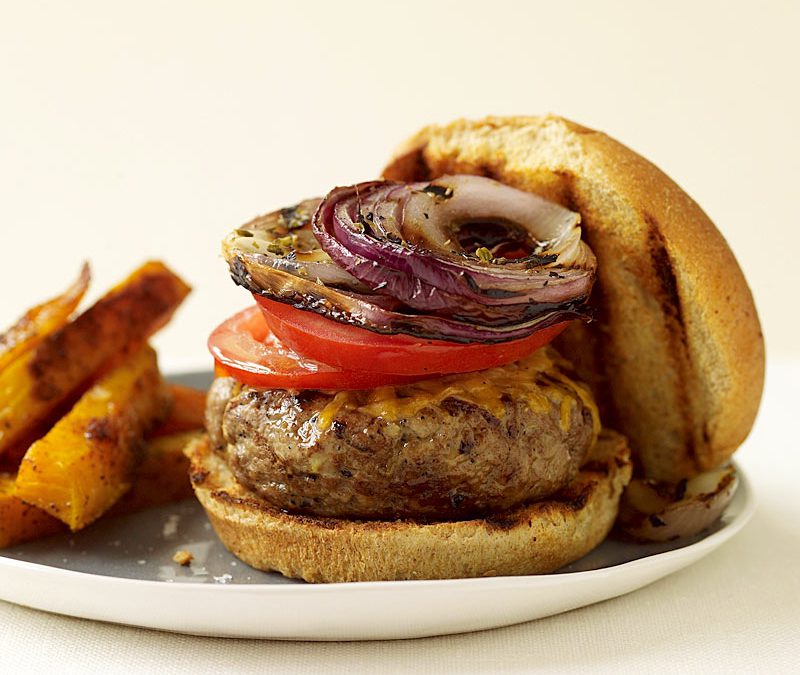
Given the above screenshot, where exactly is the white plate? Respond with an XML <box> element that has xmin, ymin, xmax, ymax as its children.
<box><xmin>0</xmin><ymin>468</ymin><xmax>753</xmax><ymax>640</ymax></box>
<box><xmin>0</xmin><ymin>373</ymin><xmax>756</xmax><ymax>641</ymax></box>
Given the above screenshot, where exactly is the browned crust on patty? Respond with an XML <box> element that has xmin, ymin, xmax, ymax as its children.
<box><xmin>206</xmin><ymin>348</ymin><xmax>598</xmax><ymax>521</ymax></box>
<box><xmin>185</xmin><ymin>430</ymin><xmax>631</xmax><ymax>582</ymax></box>
<box><xmin>382</xmin><ymin>116</ymin><xmax>764</xmax><ymax>480</ymax></box>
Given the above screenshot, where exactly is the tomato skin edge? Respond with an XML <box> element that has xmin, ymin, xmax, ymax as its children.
<box><xmin>253</xmin><ymin>294</ymin><xmax>569</xmax><ymax>377</ymax></box>
<box><xmin>208</xmin><ymin>307</ymin><xmax>431</xmax><ymax>390</ymax></box>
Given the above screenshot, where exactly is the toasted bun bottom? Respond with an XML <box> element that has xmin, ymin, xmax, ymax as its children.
<box><xmin>185</xmin><ymin>430</ymin><xmax>632</xmax><ymax>583</ymax></box>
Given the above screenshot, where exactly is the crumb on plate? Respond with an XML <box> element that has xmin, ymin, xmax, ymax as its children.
<box><xmin>172</xmin><ymin>549</ymin><xmax>194</xmax><ymax>566</ymax></box>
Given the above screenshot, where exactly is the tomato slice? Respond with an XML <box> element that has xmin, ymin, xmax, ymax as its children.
<box><xmin>254</xmin><ymin>295</ymin><xmax>568</xmax><ymax>376</ymax></box>
<box><xmin>208</xmin><ymin>306</ymin><xmax>423</xmax><ymax>389</ymax></box>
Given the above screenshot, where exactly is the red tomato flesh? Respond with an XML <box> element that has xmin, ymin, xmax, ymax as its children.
<box><xmin>209</xmin><ymin>306</ymin><xmax>423</xmax><ymax>390</ymax></box>
<box><xmin>254</xmin><ymin>295</ymin><xmax>568</xmax><ymax>377</ymax></box>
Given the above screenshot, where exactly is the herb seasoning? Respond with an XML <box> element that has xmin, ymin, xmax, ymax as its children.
<box><xmin>422</xmin><ymin>184</ymin><xmax>454</xmax><ymax>199</ymax></box>
<box><xmin>475</xmin><ymin>247</ymin><xmax>494</xmax><ymax>262</ymax></box>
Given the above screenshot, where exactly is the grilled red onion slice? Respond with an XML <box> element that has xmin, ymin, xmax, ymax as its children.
<box><xmin>313</xmin><ymin>175</ymin><xmax>595</xmax><ymax>311</ymax></box>
<box><xmin>223</xmin><ymin>176</ymin><xmax>597</xmax><ymax>343</ymax></box>
<box><xmin>617</xmin><ymin>465</ymin><xmax>738</xmax><ymax>542</ymax></box>
<box><xmin>223</xmin><ymin>198</ymin><xmax>368</xmax><ymax>291</ymax></box>
<box><xmin>229</xmin><ymin>256</ymin><xmax>587</xmax><ymax>342</ymax></box>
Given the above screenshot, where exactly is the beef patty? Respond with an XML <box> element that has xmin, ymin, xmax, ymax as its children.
<box><xmin>206</xmin><ymin>347</ymin><xmax>599</xmax><ymax>520</ymax></box>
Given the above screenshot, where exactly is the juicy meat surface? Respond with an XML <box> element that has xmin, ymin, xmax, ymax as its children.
<box><xmin>206</xmin><ymin>349</ymin><xmax>598</xmax><ymax>520</ymax></box>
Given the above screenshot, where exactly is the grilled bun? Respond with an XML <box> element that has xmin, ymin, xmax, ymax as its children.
<box><xmin>186</xmin><ymin>431</ymin><xmax>631</xmax><ymax>582</ymax></box>
<box><xmin>383</xmin><ymin>116</ymin><xmax>764</xmax><ymax>481</ymax></box>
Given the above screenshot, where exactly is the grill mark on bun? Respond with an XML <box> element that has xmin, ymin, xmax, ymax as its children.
<box><xmin>644</xmin><ymin>215</ymin><xmax>698</xmax><ymax>468</ymax></box>
<box><xmin>645</xmin><ymin>215</ymin><xmax>686</xmax><ymax>338</ymax></box>
<box><xmin>211</xmin><ymin>489</ymin><xmax>357</xmax><ymax>530</ymax></box>
<box><xmin>556</xmin><ymin>484</ymin><xmax>592</xmax><ymax>511</ymax></box>
<box><xmin>484</xmin><ymin>481</ymin><xmax>598</xmax><ymax>532</ymax></box>
<box><xmin>484</xmin><ymin>513</ymin><xmax>521</xmax><ymax>530</ymax></box>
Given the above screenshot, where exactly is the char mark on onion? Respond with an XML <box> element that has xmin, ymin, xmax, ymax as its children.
<box><xmin>224</xmin><ymin>175</ymin><xmax>597</xmax><ymax>343</ymax></box>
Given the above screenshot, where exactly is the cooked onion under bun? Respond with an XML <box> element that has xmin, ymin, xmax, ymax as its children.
<box><xmin>383</xmin><ymin>116</ymin><xmax>764</xmax><ymax>481</ymax></box>
<box><xmin>185</xmin><ymin>430</ymin><xmax>631</xmax><ymax>583</ymax></box>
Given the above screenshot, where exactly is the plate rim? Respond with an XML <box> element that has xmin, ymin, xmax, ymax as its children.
<box><xmin>0</xmin><ymin>462</ymin><xmax>756</xmax><ymax>595</ymax></box>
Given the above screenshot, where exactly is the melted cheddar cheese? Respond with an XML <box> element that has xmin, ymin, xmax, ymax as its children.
<box><xmin>316</xmin><ymin>347</ymin><xmax>600</xmax><ymax>444</ymax></box>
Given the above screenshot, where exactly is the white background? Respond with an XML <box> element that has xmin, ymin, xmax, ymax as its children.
<box><xmin>1</xmin><ymin>1</ymin><xmax>798</xmax><ymax>366</ymax></box>
<box><xmin>1</xmin><ymin>1</ymin><xmax>798</xmax><ymax>672</ymax></box>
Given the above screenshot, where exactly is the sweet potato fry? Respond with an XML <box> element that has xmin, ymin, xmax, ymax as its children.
<box><xmin>0</xmin><ymin>261</ymin><xmax>190</xmax><ymax>458</ymax></box>
<box><xmin>111</xmin><ymin>430</ymin><xmax>201</xmax><ymax>514</ymax></box>
<box><xmin>1</xmin><ymin>429</ymin><xmax>200</xmax><ymax>548</ymax></box>
<box><xmin>149</xmin><ymin>384</ymin><xmax>207</xmax><ymax>437</ymax></box>
<box><xmin>0</xmin><ymin>263</ymin><xmax>90</xmax><ymax>373</ymax></box>
<box><xmin>15</xmin><ymin>345</ymin><xmax>170</xmax><ymax>531</ymax></box>
<box><xmin>0</xmin><ymin>473</ymin><xmax>65</xmax><ymax>548</ymax></box>
<box><xmin>0</xmin><ymin>392</ymin><xmax>88</xmax><ymax>473</ymax></box>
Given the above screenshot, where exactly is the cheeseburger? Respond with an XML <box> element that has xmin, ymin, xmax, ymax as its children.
<box><xmin>187</xmin><ymin>116</ymin><xmax>764</xmax><ymax>582</ymax></box>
